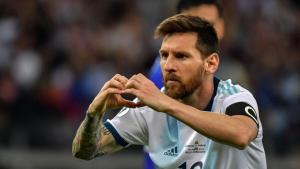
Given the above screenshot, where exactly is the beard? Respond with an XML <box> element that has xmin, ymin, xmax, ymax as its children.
<box><xmin>163</xmin><ymin>67</ymin><xmax>204</xmax><ymax>99</ymax></box>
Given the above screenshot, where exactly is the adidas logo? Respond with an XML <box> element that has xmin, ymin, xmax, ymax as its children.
<box><xmin>163</xmin><ymin>146</ymin><xmax>178</xmax><ymax>156</ymax></box>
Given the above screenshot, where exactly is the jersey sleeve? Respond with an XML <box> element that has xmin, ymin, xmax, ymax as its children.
<box><xmin>225</xmin><ymin>102</ymin><xmax>259</xmax><ymax>128</ymax></box>
<box><xmin>104</xmin><ymin>106</ymin><xmax>149</xmax><ymax>146</ymax></box>
<box><xmin>221</xmin><ymin>91</ymin><xmax>261</xmax><ymax>129</ymax></box>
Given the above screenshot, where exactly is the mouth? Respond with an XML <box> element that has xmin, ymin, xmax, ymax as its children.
<box><xmin>165</xmin><ymin>74</ymin><xmax>180</xmax><ymax>83</ymax></box>
<box><xmin>166</xmin><ymin>80</ymin><xmax>178</xmax><ymax>84</ymax></box>
<box><xmin>165</xmin><ymin>78</ymin><xmax>181</xmax><ymax>87</ymax></box>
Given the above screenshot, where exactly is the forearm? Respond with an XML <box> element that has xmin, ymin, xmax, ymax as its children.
<box><xmin>72</xmin><ymin>112</ymin><xmax>103</xmax><ymax>160</ymax></box>
<box><xmin>166</xmin><ymin>100</ymin><xmax>254</xmax><ymax>149</ymax></box>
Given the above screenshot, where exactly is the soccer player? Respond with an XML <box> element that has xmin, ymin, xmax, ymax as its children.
<box><xmin>147</xmin><ymin>1</ymin><xmax>226</xmax><ymax>168</ymax></box>
<box><xmin>72</xmin><ymin>14</ymin><xmax>267</xmax><ymax>169</ymax></box>
<box><xmin>149</xmin><ymin>0</ymin><xmax>224</xmax><ymax>89</ymax></box>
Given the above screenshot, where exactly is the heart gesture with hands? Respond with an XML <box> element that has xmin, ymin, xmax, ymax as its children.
<box><xmin>87</xmin><ymin>73</ymin><xmax>171</xmax><ymax>118</ymax></box>
<box><xmin>87</xmin><ymin>74</ymin><xmax>141</xmax><ymax>118</ymax></box>
<box><xmin>123</xmin><ymin>73</ymin><xmax>172</xmax><ymax>113</ymax></box>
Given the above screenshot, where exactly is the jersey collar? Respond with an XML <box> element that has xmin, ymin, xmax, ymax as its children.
<box><xmin>204</xmin><ymin>77</ymin><xmax>220</xmax><ymax>111</ymax></box>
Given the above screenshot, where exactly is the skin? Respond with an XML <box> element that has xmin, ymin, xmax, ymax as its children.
<box><xmin>72</xmin><ymin>32</ymin><xmax>258</xmax><ymax>160</ymax></box>
<box><xmin>72</xmin><ymin>74</ymin><xmax>142</xmax><ymax>159</ymax></box>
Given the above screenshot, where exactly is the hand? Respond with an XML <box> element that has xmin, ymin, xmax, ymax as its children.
<box><xmin>123</xmin><ymin>73</ymin><xmax>172</xmax><ymax>112</ymax></box>
<box><xmin>87</xmin><ymin>74</ymin><xmax>141</xmax><ymax>118</ymax></box>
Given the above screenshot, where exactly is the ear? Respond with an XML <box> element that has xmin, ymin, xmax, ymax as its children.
<box><xmin>204</xmin><ymin>53</ymin><xmax>219</xmax><ymax>74</ymax></box>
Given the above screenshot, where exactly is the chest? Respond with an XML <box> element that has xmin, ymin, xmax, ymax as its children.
<box><xmin>148</xmin><ymin>116</ymin><xmax>211</xmax><ymax>169</ymax></box>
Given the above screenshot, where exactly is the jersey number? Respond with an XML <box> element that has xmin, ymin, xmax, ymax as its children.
<box><xmin>178</xmin><ymin>161</ymin><xmax>203</xmax><ymax>169</ymax></box>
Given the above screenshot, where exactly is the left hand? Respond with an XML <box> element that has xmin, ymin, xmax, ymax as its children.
<box><xmin>122</xmin><ymin>73</ymin><xmax>172</xmax><ymax>112</ymax></box>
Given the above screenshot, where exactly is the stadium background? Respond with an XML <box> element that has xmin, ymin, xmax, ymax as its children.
<box><xmin>0</xmin><ymin>0</ymin><xmax>299</xmax><ymax>168</ymax></box>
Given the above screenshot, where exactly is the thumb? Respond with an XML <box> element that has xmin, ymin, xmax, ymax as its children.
<box><xmin>135</xmin><ymin>101</ymin><xmax>145</xmax><ymax>107</ymax></box>
<box><xmin>120</xmin><ymin>99</ymin><xmax>144</xmax><ymax>108</ymax></box>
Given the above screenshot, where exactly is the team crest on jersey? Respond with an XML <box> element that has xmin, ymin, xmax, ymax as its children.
<box><xmin>163</xmin><ymin>146</ymin><xmax>178</xmax><ymax>156</ymax></box>
<box><xmin>184</xmin><ymin>140</ymin><xmax>206</xmax><ymax>154</ymax></box>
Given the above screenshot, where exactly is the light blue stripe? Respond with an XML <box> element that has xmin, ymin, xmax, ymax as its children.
<box><xmin>221</xmin><ymin>82</ymin><xmax>226</xmax><ymax>90</ymax></box>
<box><xmin>166</xmin><ymin>115</ymin><xmax>178</xmax><ymax>143</ymax></box>
<box><xmin>233</xmin><ymin>85</ymin><xmax>239</xmax><ymax>94</ymax></box>
<box><xmin>220</xmin><ymin>82</ymin><xmax>226</xmax><ymax>95</ymax></box>
<box><xmin>219</xmin><ymin>81</ymin><xmax>241</xmax><ymax>96</ymax></box>
<box><xmin>226</xmin><ymin>81</ymin><xmax>231</xmax><ymax>89</ymax></box>
<box><xmin>227</xmin><ymin>88</ymin><xmax>233</xmax><ymax>95</ymax></box>
<box><xmin>217</xmin><ymin>86</ymin><xmax>221</xmax><ymax>93</ymax></box>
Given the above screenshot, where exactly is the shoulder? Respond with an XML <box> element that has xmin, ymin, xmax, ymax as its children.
<box><xmin>217</xmin><ymin>79</ymin><xmax>249</xmax><ymax>97</ymax></box>
<box><xmin>116</xmin><ymin>106</ymin><xmax>155</xmax><ymax>118</ymax></box>
<box><xmin>115</xmin><ymin>98</ymin><xmax>163</xmax><ymax>122</ymax></box>
<box><xmin>215</xmin><ymin>79</ymin><xmax>258</xmax><ymax>113</ymax></box>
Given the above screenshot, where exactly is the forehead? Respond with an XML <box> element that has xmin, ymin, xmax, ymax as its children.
<box><xmin>160</xmin><ymin>33</ymin><xmax>198</xmax><ymax>51</ymax></box>
<box><xmin>182</xmin><ymin>5</ymin><xmax>219</xmax><ymax>23</ymax></box>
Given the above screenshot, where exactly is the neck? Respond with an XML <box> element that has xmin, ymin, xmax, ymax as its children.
<box><xmin>182</xmin><ymin>76</ymin><xmax>215</xmax><ymax>110</ymax></box>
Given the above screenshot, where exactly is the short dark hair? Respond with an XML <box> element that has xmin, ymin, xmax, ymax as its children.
<box><xmin>155</xmin><ymin>14</ymin><xmax>218</xmax><ymax>57</ymax></box>
<box><xmin>176</xmin><ymin>0</ymin><xmax>223</xmax><ymax>18</ymax></box>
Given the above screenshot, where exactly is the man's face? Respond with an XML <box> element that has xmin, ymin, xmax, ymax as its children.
<box><xmin>182</xmin><ymin>4</ymin><xmax>224</xmax><ymax>40</ymax></box>
<box><xmin>160</xmin><ymin>33</ymin><xmax>205</xmax><ymax>99</ymax></box>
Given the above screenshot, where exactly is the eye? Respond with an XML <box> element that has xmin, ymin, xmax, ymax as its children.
<box><xmin>175</xmin><ymin>53</ymin><xmax>187</xmax><ymax>59</ymax></box>
<box><xmin>160</xmin><ymin>52</ymin><xmax>168</xmax><ymax>60</ymax></box>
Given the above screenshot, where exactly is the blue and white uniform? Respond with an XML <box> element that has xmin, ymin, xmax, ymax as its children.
<box><xmin>104</xmin><ymin>78</ymin><xmax>267</xmax><ymax>169</ymax></box>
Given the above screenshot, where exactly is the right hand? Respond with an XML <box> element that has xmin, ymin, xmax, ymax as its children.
<box><xmin>87</xmin><ymin>74</ymin><xmax>141</xmax><ymax>117</ymax></box>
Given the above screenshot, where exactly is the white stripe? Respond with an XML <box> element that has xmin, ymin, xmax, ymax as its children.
<box><xmin>245</xmin><ymin>106</ymin><xmax>259</xmax><ymax>125</ymax></box>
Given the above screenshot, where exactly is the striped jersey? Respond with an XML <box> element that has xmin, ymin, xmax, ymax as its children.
<box><xmin>104</xmin><ymin>78</ymin><xmax>267</xmax><ymax>169</ymax></box>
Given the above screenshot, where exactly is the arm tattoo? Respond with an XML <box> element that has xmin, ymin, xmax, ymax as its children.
<box><xmin>95</xmin><ymin>151</ymin><xmax>106</xmax><ymax>157</ymax></box>
<box><xmin>72</xmin><ymin>115</ymin><xmax>102</xmax><ymax>160</ymax></box>
<box><xmin>102</xmin><ymin>125</ymin><xmax>111</xmax><ymax>135</ymax></box>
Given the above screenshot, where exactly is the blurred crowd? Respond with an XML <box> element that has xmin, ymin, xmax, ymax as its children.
<box><xmin>0</xmin><ymin>0</ymin><xmax>299</xmax><ymax>157</ymax></box>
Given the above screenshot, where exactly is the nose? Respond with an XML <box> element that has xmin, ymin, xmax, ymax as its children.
<box><xmin>162</xmin><ymin>56</ymin><xmax>177</xmax><ymax>73</ymax></box>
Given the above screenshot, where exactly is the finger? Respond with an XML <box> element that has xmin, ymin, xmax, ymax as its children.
<box><xmin>130</xmin><ymin>73</ymin><xmax>151</xmax><ymax>86</ymax></box>
<box><xmin>129</xmin><ymin>74</ymin><xmax>142</xmax><ymax>83</ymax></box>
<box><xmin>102</xmin><ymin>88</ymin><xmax>122</xmax><ymax>97</ymax></box>
<box><xmin>102</xmin><ymin>74</ymin><xmax>126</xmax><ymax>91</ymax></box>
<box><xmin>112</xmin><ymin>73</ymin><xmax>122</xmax><ymax>79</ymax></box>
<box><xmin>136</xmin><ymin>73</ymin><xmax>147</xmax><ymax>80</ymax></box>
<box><xmin>135</xmin><ymin>101</ymin><xmax>146</xmax><ymax>107</ymax></box>
<box><xmin>102</xmin><ymin>78</ymin><xmax>127</xmax><ymax>91</ymax></box>
<box><xmin>122</xmin><ymin>88</ymin><xmax>139</xmax><ymax>97</ymax></box>
<box><xmin>120</xmin><ymin>99</ymin><xmax>141</xmax><ymax>108</ymax></box>
<box><xmin>121</xmin><ymin>89</ymin><xmax>145</xmax><ymax>108</ymax></box>
<box><xmin>111</xmin><ymin>79</ymin><xmax>127</xmax><ymax>89</ymax></box>
<box><xmin>101</xmin><ymin>81</ymin><xmax>111</xmax><ymax>91</ymax></box>
<box><xmin>114</xmin><ymin>74</ymin><xmax>128</xmax><ymax>85</ymax></box>
<box><xmin>102</xmin><ymin>78</ymin><xmax>122</xmax><ymax>91</ymax></box>
<box><xmin>125</xmin><ymin>79</ymin><xmax>140</xmax><ymax>89</ymax></box>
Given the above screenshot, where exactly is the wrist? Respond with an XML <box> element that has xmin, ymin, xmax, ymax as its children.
<box><xmin>86</xmin><ymin>105</ymin><xmax>103</xmax><ymax>120</ymax></box>
<box><xmin>85</xmin><ymin>111</ymin><xmax>102</xmax><ymax>126</ymax></box>
<box><xmin>160</xmin><ymin>96</ymin><xmax>177</xmax><ymax>114</ymax></box>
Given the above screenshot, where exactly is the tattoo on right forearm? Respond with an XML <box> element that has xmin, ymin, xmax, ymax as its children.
<box><xmin>96</xmin><ymin>151</ymin><xmax>105</xmax><ymax>157</ymax></box>
<box><xmin>72</xmin><ymin>115</ymin><xmax>102</xmax><ymax>159</ymax></box>
<box><xmin>102</xmin><ymin>125</ymin><xmax>111</xmax><ymax>135</ymax></box>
